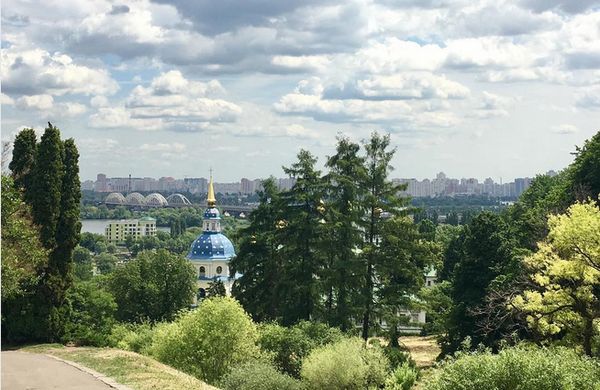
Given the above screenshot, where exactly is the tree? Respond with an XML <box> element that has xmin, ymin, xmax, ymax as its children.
<box><xmin>513</xmin><ymin>201</ymin><xmax>600</xmax><ymax>356</ymax></box>
<box><xmin>321</xmin><ymin>136</ymin><xmax>366</xmax><ymax>330</ymax></box>
<box><xmin>359</xmin><ymin>132</ymin><xmax>408</xmax><ymax>340</ymax></box>
<box><xmin>30</xmin><ymin>123</ymin><xmax>63</xmax><ymax>250</ymax></box>
<box><xmin>278</xmin><ymin>150</ymin><xmax>325</xmax><ymax>325</ymax></box>
<box><xmin>446</xmin><ymin>211</ymin><xmax>460</xmax><ymax>226</ymax></box>
<box><xmin>9</xmin><ymin>128</ymin><xmax>37</xmax><ymax>198</ymax></box>
<box><xmin>377</xmin><ymin>216</ymin><xmax>436</xmax><ymax>345</ymax></box>
<box><xmin>231</xmin><ymin>178</ymin><xmax>284</xmax><ymax>322</ymax></box>
<box><xmin>1</xmin><ymin>176</ymin><xmax>47</xmax><ymax>302</ymax></box>
<box><xmin>442</xmin><ymin>212</ymin><xmax>520</xmax><ymax>355</ymax></box>
<box><xmin>206</xmin><ymin>278</ymin><xmax>226</xmax><ymax>297</ymax></box>
<box><xmin>570</xmin><ymin>130</ymin><xmax>600</xmax><ymax>203</ymax></box>
<box><xmin>150</xmin><ymin>297</ymin><xmax>260</xmax><ymax>384</ymax></box>
<box><xmin>109</xmin><ymin>249</ymin><xmax>195</xmax><ymax>322</ymax></box>
<box><xmin>73</xmin><ymin>246</ymin><xmax>93</xmax><ymax>281</ymax></box>
<box><xmin>95</xmin><ymin>253</ymin><xmax>118</xmax><ymax>274</ymax></box>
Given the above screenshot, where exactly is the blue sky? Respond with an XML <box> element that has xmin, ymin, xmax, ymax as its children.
<box><xmin>2</xmin><ymin>0</ymin><xmax>600</xmax><ymax>181</ymax></box>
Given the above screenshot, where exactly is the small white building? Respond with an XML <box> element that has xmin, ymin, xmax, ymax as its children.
<box><xmin>105</xmin><ymin>217</ymin><xmax>157</xmax><ymax>243</ymax></box>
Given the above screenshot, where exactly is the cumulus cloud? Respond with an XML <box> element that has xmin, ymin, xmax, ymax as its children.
<box><xmin>470</xmin><ymin>91</ymin><xmax>513</xmax><ymax>118</ymax></box>
<box><xmin>16</xmin><ymin>94</ymin><xmax>54</xmax><ymax>110</ymax></box>
<box><xmin>576</xmin><ymin>87</ymin><xmax>600</xmax><ymax>109</ymax></box>
<box><xmin>1</xmin><ymin>47</ymin><xmax>119</xmax><ymax>97</ymax></box>
<box><xmin>140</xmin><ymin>142</ymin><xmax>186</xmax><ymax>152</ymax></box>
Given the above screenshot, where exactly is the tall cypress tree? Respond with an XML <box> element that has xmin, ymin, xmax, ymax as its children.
<box><xmin>31</xmin><ymin>123</ymin><xmax>63</xmax><ymax>250</ymax></box>
<box><xmin>49</xmin><ymin>138</ymin><xmax>81</xmax><ymax>303</ymax></box>
<box><xmin>359</xmin><ymin>132</ymin><xmax>408</xmax><ymax>340</ymax></box>
<box><xmin>322</xmin><ymin>136</ymin><xmax>366</xmax><ymax>331</ymax></box>
<box><xmin>9</xmin><ymin>128</ymin><xmax>37</xmax><ymax>200</ymax></box>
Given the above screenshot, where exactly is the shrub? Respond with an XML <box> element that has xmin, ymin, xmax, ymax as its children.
<box><xmin>301</xmin><ymin>337</ymin><xmax>389</xmax><ymax>390</ymax></box>
<box><xmin>425</xmin><ymin>345</ymin><xmax>600</xmax><ymax>390</ymax></box>
<box><xmin>384</xmin><ymin>362</ymin><xmax>419</xmax><ymax>390</ymax></box>
<box><xmin>150</xmin><ymin>297</ymin><xmax>260</xmax><ymax>384</ymax></box>
<box><xmin>384</xmin><ymin>346</ymin><xmax>414</xmax><ymax>370</ymax></box>
<box><xmin>62</xmin><ymin>281</ymin><xmax>117</xmax><ymax>346</ymax></box>
<box><xmin>258</xmin><ymin>321</ymin><xmax>343</xmax><ymax>378</ymax></box>
<box><xmin>220</xmin><ymin>361</ymin><xmax>303</xmax><ymax>390</ymax></box>
<box><xmin>108</xmin><ymin>322</ymin><xmax>157</xmax><ymax>354</ymax></box>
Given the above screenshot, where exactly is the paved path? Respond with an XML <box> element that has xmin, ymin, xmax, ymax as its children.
<box><xmin>1</xmin><ymin>351</ymin><xmax>115</xmax><ymax>390</ymax></box>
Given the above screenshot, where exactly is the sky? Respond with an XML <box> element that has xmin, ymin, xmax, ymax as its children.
<box><xmin>1</xmin><ymin>0</ymin><xmax>600</xmax><ymax>182</ymax></box>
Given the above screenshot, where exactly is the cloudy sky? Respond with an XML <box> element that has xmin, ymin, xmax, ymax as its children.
<box><xmin>2</xmin><ymin>0</ymin><xmax>600</xmax><ymax>181</ymax></box>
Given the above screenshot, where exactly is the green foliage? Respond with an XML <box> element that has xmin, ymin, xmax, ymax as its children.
<box><xmin>442</xmin><ymin>212</ymin><xmax>520</xmax><ymax>355</ymax></box>
<box><xmin>424</xmin><ymin>345</ymin><xmax>600</xmax><ymax>390</ymax></box>
<box><xmin>570</xmin><ymin>130</ymin><xmax>600</xmax><ymax>202</ymax></box>
<box><xmin>513</xmin><ymin>201</ymin><xmax>600</xmax><ymax>356</ymax></box>
<box><xmin>108</xmin><ymin>249</ymin><xmax>195</xmax><ymax>322</ymax></box>
<box><xmin>219</xmin><ymin>361</ymin><xmax>303</xmax><ymax>390</ymax></box>
<box><xmin>108</xmin><ymin>322</ymin><xmax>157</xmax><ymax>354</ymax></box>
<box><xmin>383</xmin><ymin>346</ymin><xmax>414</xmax><ymax>370</ymax></box>
<box><xmin>79</xmin><ymin>232</ymin><xmax>108</xmax><ymax>254</ymax></box>
<box><xmin>9</xmin><ymin>128</ymin><xmax>36</xmax><ymax>198</ymax></box>
<box><xmin>384</xmin><ymin>362</ymin><xmax>419</xmax><ymax>390</ymax></box>
<box><xmin>231</xmin><ymin>177</ymin><xmax>284</xmax><ymax>322</ymax></box>
<box><xmin>300</xmin><ymin>337</ymin><xmax>389</xmax><ymax>390</ymax></box>
<box><xmin>418</xmin><ymin>281</ymin><xmax>453</xmax><ymax>335</ymax></box>
<box><xmin>150</xmin><ymin>297</ymin><xmax>260</xmax><ymax>384</ymax></box>
<box><xmin>95</xmin><ymin>252</ymin><xmax>118</xmax><ymax>274</ymax></box>
<box><xmin>206</xmin><ymin>278</ymin><xmax>226</xmax><ymax>297</ymax></box>
<box><xmin>258</xmin><ymin>321</ymin><xmax>343</xmax><ymax>378</ymax></box>
<box><xmin>63</xmin><ymin>280</ymin><xmax>116</xmax><ymax>346</ymax></box>
<box><xmin>1</xmin><ymin>176</ymin><xmax>48</xmax><ymax>302</ymax></box>
<box><xmin>73</xmin><ymin>245</ymin><xmax>93</xmax><ymax>281</ymax></box>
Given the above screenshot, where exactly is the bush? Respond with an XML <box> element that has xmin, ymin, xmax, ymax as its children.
<box><xmin>301</xmin><ymin>337</ymin><xmax>389</xmax><ymax>390</ymax></box>
<box><xmin>150</xmin><ymin>297</ymin><xmax>260</xmax><ymax>384</ymax></box>
<box><xmin>108</xmin><ymin>322</ymin><xmax>157</xmax><ymax>354</ymax></box>
<box><xmin>425</xmin><ymin>345</ymin><xmax>600</xmax><ymax>390</ymax></box>
<box><xmin>63</xmin><ymin>281</ymin><xmax>117</xmax><ymax>346</ymax></box>
<box><xmin>384</xmin><ymin>363</ymin><xmax>419</xmax><ymax>390</ymax></box>
<box><xmin>220</xmin><ymin>361</ymin><xmax>303</xmax><ymax>390</ymax></box>
<box><xmin>384</xmin><ymin>346</ymin><xmax>414</xmax><ymax>370</ymax></box>
<box><xmin>258</xmin><ymin>321</ymin><xmax>343</xmax><ymax>378</ymax></box>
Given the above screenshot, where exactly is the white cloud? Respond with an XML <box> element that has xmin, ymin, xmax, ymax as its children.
<box><xmin>1</xmin><ymin>93</ymin><xmax>15</xmax><ymax>105</ymax></box>
<box><xmin>352</xmin><ymin>73</ymin><xmax>470</xmax><ymax>100</ymax></box>
<box><xmin>16</xmin><ymin>94</ymin><xmax>54</xmax><ymax>110</ymax></box>
<box><xmin>470</xmin><ymin>91</ymin><xmax>513</xmax><ymax>118</ymax></box>
<box><xmin>552</xmin><ymin>124</ymin><xmax>578</xmax><ymax>134</ymax></box>
<box><xmin>576</xmin><ymin>87</ymin><xmax>600</xmax><ymax>109</ymax></box>
<box><xmin>90</xmin><ymin>95</ymin><xmax>109</xmax><ymax>108</ymax></box>
<box><xmin>140</xmin><ymin>142</ymin><xmax>186</xmax><ymax>152</ymax></box>
<box><xmin>1</xmin><ymin>47</ymin><xmax>119</xmax><ymax>97</ymax></box>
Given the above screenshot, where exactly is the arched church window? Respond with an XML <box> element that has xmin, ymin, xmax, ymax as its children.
<box><xmin>199</xmin><ymin>266</ymin><xmax>206</xmax><ymax>279</ymax></box>
<box><xmin>216</xmin><ymin>266</ymin><xmax>223</xmax><ymax>274</ymax></box>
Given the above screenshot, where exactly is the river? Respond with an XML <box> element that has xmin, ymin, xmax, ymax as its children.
<box><xmin>80</xmin><ymin>219</ymin><xmax>170</xmax><ymax>235</ymax></box>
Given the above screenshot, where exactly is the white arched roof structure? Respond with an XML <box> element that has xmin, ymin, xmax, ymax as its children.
<box><xmin>125</xmin><ymin>192</ymin><xmax>146</xmax><ymax>205</ymax></box>
<box><xmin>166</xmin><ymin>193</ymin><xmax>192</xmax><ymax>205</ymax></box>
<box><xmin>146</xmin><ymin>193</ymin><xmax>169</xmax><ymax>206</ymax></box>
<box><xmin>105</xmin><ymin>192</ymin><xmax>126</xmax><ymax>204</ymax></box>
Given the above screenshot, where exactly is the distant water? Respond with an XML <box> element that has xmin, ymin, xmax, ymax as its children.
<box><xmin>80</xmin><ymin>219</ymin><xmax>170</xmax><ymax>235</ymax></box>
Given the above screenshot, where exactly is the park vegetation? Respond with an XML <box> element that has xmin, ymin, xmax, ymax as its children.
<box><xmin>2</xmin><ymin>125</ymin><xmax>599</xmax><ymax>389</ymax></box>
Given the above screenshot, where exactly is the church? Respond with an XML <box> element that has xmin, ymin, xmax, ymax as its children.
<box><xmin>187</xmin><ymin>174</ymin><xmax>237</xmax><ymax>301</ymax></box>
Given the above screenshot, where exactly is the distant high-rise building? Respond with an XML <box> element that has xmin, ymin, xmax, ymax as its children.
<box><xmin>95</xmin><ymin>173</ymin><xmax>108</xmax><ymax>192</ymax></box>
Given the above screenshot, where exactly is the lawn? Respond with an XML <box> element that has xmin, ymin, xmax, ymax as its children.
<box><xmin>21</xmin><ymin>344</ymin><xmax>217</xmax><ymax>390</ymax></box>
<box><xmin>399</xmin><ymin>335</ymin><xmax>440</xmax><ymax>368</ymax></box>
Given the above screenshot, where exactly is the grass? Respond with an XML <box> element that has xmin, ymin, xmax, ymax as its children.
<box><xmin>20</xmin><ymin>344</ymin><xmax>218</xmax><ymax>390</ymax></box>
<box><xmin>399</xmin><ymin>335</ymin><xmax>440</xmax><ymax>369</ymax></box>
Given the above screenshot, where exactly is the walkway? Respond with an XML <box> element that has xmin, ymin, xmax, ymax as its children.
<box><xmin>2</xmin><ymin>351</ymin><xmax>116</xmax><ymax>390</ymax></box>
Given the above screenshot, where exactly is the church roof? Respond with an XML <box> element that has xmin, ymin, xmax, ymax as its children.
<box><xmin>187</xmin><ymin>232</ymin><xmax>235</xmax><ymax>261</ymax></box>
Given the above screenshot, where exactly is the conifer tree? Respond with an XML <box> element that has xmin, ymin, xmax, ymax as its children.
<box><xmin>359</xmin><ymin>132</ymin><xmax>408</xmax><ymax>340</ymax></box>
<box><xmin>322</xmin><ymin>137</ymin><xmax>366</xmax><ymax>330</ymax></box>
<box><xmin>231</xmin><ymin>178</ymin><xmax>284</xmax><ymax>321</ymax></box>
<box><xmin>278</xmin><ymin>150</ymin><xmax>325</xmax><ymax>325</ymax></box>
<box><xmin>9</xmin><ymin>128</ymin><xmax>37</xmax><ymax>200</ymax></box>
<box><xmin>30</xmin><ymin>123</ymin><xmax>64</xmax><ymax>250</ymax></box>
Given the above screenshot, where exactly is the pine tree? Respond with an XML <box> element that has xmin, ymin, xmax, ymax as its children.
<box><xmin>322</xmin><ymin>136</ymin><xmax>366</xmax><ymax>330</ymax></box>
<box><xmin>278</xmin><ymin>150</ymin><xmax>325</xmax><ymax>325</ymax></box>
<box><xmin>9</xmin><ymin>128</ymin><xmax>37</xmax><ymax>200</ymax></box>
<box><xmin>30</xmin><ymin>123</ymin><xmax>64</xmax><ymax>250</ymax></box>
<box><xmin>231</xmin><ymin>178</ymin><xmax>284</xmax><ymax>322</ymax></box>
<box><xmin>359</xmin><ymin>132</ymin><xmax>409</xmax><ymax>340</ymax></box>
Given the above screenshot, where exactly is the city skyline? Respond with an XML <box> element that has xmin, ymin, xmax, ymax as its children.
<box><xmin>2</xmin><ymin>1</ymin><xmax>599</xmax><ymax>182</ymax></box>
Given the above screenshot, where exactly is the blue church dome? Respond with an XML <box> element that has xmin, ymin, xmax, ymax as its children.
<box><xmin>187</xmin><ymin>232</ymin><xmax>235</xmax><ymax>261</ymax></box>
<box><xmin>204</xmin><ymin>207</ymin><xmax>220</xmax><ymax>219</ymax></box>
